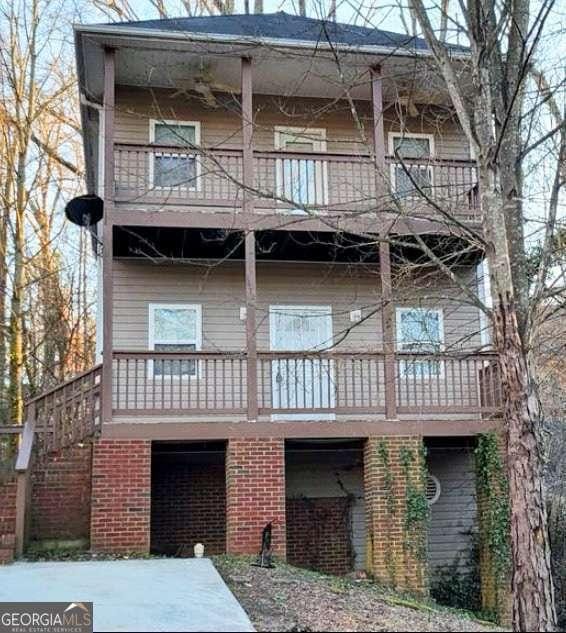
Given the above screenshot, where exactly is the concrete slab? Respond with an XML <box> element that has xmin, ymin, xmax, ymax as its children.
<box><xmin>0</xmin><ymin>558</ymin><xmax>254</xmax><ymax>632</ymax></box>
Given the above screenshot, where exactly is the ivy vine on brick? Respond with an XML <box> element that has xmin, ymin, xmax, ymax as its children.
<box><xmin>475</xmin><ymin>432</ymin><xmax>511</xmax><ymax>620</ymax></box>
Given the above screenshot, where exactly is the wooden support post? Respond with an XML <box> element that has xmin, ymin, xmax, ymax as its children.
<box><xmin>14</xmin><ymin>404</ymin><xmax>36</xmax><ymax>557</ymax></box>
<box><xmin>380</xmin><ymin>241</ymin><xmax>397</xmax><ymax>419</ymax></box>
<box><xmin>371</xmin><ymin>65</ymin><xmax>397</xmax><ymax>420</ymax></box>
<box><xmin>370</xmin><ymin>65</ymin><xmax>386</xmax><ymax>194</ymax></box>
<box><xmin>241</xmin><ymin>56</ymin><xmax>254</xmax><ymax>214</ymax></box>
<box><xmin>102</xmin><ymin>48</ymin><xmax>115</xmax><ymax>425</ymax></box>
<box><xmin>245</xmin><ymin>231</ymin><xmax>258</xmax><ymax>421</ymax></box>
<box><xmin>241</xmin><ymin>57</ymin><xmax>258</xmax><ymax>421</ymax></box>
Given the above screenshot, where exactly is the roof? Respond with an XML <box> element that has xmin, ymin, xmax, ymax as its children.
<box><xmin>95</xmin><ymin>11</ymin><xmax>467</xmax><ymax>54</ymax></box>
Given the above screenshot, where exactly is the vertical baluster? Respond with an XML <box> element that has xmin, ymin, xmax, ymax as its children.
<box><xmin>196</xmin><ymin>355</ymin><xmax>201</xmax><ymax>410</ymax></box>
<box><xmin>231</xmin><ymin>357</ymin><xmax>235</xmax><ymax>411</ymax></box>
<box><xmin>343</xmin><ymin>356</ymin><xmax>349</xmax><ymax>408</ymax></box>
<box><xmin>285</xmin><ymin>357</ymin><xmax>290</xmax><ymax>410</ymax></box>
<box><xmin>222</xmin><ymin>358</ymin><xmax>226</xmax><ymax>410</ymax></box>
<box><xmin>316</xmin><ymin>356</ymin><xmax>322</xmax><ymax>409</ymax></box>
<box><xmin>204</xmin><ymin>357</ymin><xmax>209</xmax><ymax>411</ymax></box>
<box><xmin>436</xmin><ymin>356</ymin><xmax>442</xmax><ymax>407</ymax></box>
<box><xmin>335</xmin><ymin>357</ymin><xmax>341</xmax><ymax>412</ymax></box>
<box><xmin>412</xmin><ymin>359</ymin><xmax>418</xmax><ymax>408</ymax></box>
<box><xmin>366</xmin><ymin>357</ymin><xmax>373</xmax><ymax>408</ymax></box>
<box><xmin>327</xmin><ymin>357</ymin><xmax>332</xmax><ymax>410</ymax></box>
<box><xmin>350</xmin><ymin>358</ymin><xmax>356</xmax><ymax>407</ymax></box>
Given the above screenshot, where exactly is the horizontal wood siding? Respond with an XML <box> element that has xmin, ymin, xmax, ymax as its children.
<box><xmin>112</xmin><ymin>260</ymin><xmax>481</xmax><ymax>353</ymax></box>
<box><xmin>427</xmin><ymin>448</ymin><xmax>478</xmax><ymax>573</ymax></box>
<box><xmin>114</xmin><ymin>87</ymin><xmax>470</xmax><ymax>160</ymax></box>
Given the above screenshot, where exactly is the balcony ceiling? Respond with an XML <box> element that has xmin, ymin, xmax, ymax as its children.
<box><xmin>76</xmin><ymin>31</ymin><xmax>465</xmax><ymax>105</ymax></box>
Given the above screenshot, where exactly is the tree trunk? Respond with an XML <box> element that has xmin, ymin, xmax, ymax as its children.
<box><xmin>493</xmin><ymin>295</ymin><xmax>557</xmax><ymax>631</ymax></box>
<box><xmin>8</xmin><ymin>151</ymin><xmax>26</xmax><ymax>425</ymax></box>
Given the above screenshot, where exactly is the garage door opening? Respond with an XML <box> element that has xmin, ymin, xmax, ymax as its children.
<box><xmin>151</xmin><ymin>441</ymin><xmax>226</xmax><ymax>557</ymax></box>
<box><xmin>426</xmin><ymin>437</ymin><xmax>480</xmax><ymax>611</ymax></box>
<box><xmin>285</xmin><ymin>439</ymin><xmax>365</xmax><ymax>576</ymax></box>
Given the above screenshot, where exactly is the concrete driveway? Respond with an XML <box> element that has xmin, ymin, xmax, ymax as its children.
<box><xmin>0</xmin><ymin>558</ymin><xmax>254</xmax><ymax>632</ymax></box>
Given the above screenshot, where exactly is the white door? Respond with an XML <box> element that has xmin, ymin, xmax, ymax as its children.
<box><xmin>275</xmin><ymin>128</ymin><xmax>328</xmax><ymax>212</ymax></box>
<box><xmin>269</xmin><ymin>306</ymin><xmax>335</xmax><ymax>419</ymax></box>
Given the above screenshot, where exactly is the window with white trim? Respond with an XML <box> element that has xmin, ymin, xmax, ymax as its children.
<box><xmin>389</xmin><ymin>133</ymin><xmax>434</xmax><ymax>199</ymax></box>
<box><xmin>150</xmin><ymin>120</ymin><xmax>201</xmax><ymax>189</ymax></box>
<box><xmin>396</xmin><ymin>307</ymin><xmax>444</xmax><ymax>377</ymax></box>
<box><xmin>148</xmin><ymin>304</ymin><xmax>202</xmax><ymax>377</ymax></box>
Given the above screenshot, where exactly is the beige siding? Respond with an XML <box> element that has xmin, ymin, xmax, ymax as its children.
<box><xmin>112</xmin><ymin>260</ymin><xmax>480</xmax><ymax>352</ymax></box>
<box><xmin>114</xmin><ymin>86</ymin><xmax>470</xmax><ymax>160</ymax></box>
<box><xmin>428</xmin><ymin>448</ymin><xmax>478</xmax><ymax>573</ymax></box>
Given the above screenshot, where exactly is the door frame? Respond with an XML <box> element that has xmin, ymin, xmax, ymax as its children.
<box><xmin>269</xmin><ymin>304</ymin><xmax>333</xmax><ymax>352</ymax></box>
<box><xmin>269</xmin><ymin>305</ymin><xmax>334</xmax><ymax>420</ymax></box>
<box><xmin>274</xmin><ymin>127</ymin><xmax>328</xmax><ymax>211</ymax></box>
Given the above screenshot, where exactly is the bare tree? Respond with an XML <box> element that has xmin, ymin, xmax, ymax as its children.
<box><xmin>0</xmin><ymin>0</ymin><xmax>94</xmax><ymax>423</ymax></box>
<box><xmin>407</xmin><ymin>0</ymin><xmax>563</xmax><ymax>629</ymax></box>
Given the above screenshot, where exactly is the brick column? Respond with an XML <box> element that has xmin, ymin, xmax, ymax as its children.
<box><xmin>364</xmin><ymin>436</ymin><xmax>428</xmax><ymax>595</ymax></box>
<box><xmin>91</xmin><ymin>439</ymin><xmax>151</xmax><ymax>553</ymax></box>
<box><xmin>475</xmin><ymin>433</ymin><xmax>512</xmax><ymax>625</ymax></box>
<box><xmin>0</xmin><ymin>477</ymin><xmax>17</xmax><ymax>563</ymax></box>
<box><xmin>226</xmin><ymin>438</ymin><xmax>286</xmax><ymax>558</ymax></box>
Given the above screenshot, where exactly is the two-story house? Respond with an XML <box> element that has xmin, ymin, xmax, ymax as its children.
<box><xmin>1</xmin><ymin>11</ymin><xmax>504</xmax><ymax>612</ymax></box>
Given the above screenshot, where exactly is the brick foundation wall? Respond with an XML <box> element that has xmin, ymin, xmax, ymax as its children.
<box><xmin>30</xmin><ymin>443</ymin><xmax>92</xmax><ymax>543</ymax></box>
<box><xmin>287</xmin><ymin>497</ymin><xmax>354</xmax><ymax>575</ymax></box>
<box><xmin>0</xmin><ymin>476</ymin><xmax>17</xmax><ymax>563</ymax></box>
<box><xmin>226</xmin><ymin>438</ymin><xmax>286</xmax><ymax>557</ymax></box>
<box><xmin>91</xmin><ymin>439</ymin><xmax>151</xmax><ymax>553</ymax></box>
<box><xmin>364</xmin><ymin>436</ymin><xmax>428</xmax><ymax>595</ymax></box>
<box><xmin>151</xmin><ymin>460</ymin><xmax>226</xmax><ymax>556</ymax></box>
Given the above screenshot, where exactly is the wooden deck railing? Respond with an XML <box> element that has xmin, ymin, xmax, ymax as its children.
<box><xmin>0</xmin><ymin>364</ymin><xmax>102</xmax><ymax>557</ymax></box>
<box><xmin>114</xmin><ymin>143</ymin><xmax>480</xmax><ymax>220</ymax></box>
<box><xmin>28</xmin><ymin>365</ymin><xmax>103</xmax><ymax>454</ymax></box>
<box><xmin>112</xmin><ymin>351</ymin><xmax>247</xmax><ymax>415</ymax></box>
<box><xmin>112</xmin><ymin>350</ymin><xmax>501</xmax><ymax>417</ymax></box>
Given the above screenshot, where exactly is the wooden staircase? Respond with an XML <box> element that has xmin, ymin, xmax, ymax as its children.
<box><xmin>0</xmin><ymin>365</ymin><xmax>102</xmax><ymax>557</ymax></box>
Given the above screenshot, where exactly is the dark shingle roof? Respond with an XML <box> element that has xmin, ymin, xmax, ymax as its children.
<box><xmin>103</xmin><ymin>11</ymin><xmax>466</xmax><ymax>54</ymax></box>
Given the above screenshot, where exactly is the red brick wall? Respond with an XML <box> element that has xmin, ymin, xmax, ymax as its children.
<box><xmin>364</xmin><ymin>436</ymin><xmax>428</xmax><ymax>594</ymax></box>
<box><xmin>151</xmin><ymin>460</ymin><xmax>226</xmax><ymax>556</ymax></box>
<box><xmin>226</xmin><ymin>438</ymin><xmax>286</xmax><ymax>557</ymax></box>
<box><xmin>287</xmin><ymin>497</ymin><xmax>354</xmax><ymax>575</ymax></box>
<box><xmin>91</xmin><ymin>439</ymin><xmax>151</xmax><ymax>553</ymax></box>
<box><xmin>0</xmin><ymin>477</ymin><xmax>17</xmax><ymax>563</ymax></box>
<box><xmin>30</xmin><ymin>443</ymin><xmax>92</xmax><ymax>542</ymax></box>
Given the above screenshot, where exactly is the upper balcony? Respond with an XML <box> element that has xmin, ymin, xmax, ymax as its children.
<box><xmin>113</xmin><ymin>142</ymin><xmax>480</xmax><ymax>225</ymax></box>
<box><xmin>75</xmin><ymin>12</ymin><xmax>477</xmax><ymax>234</ymax></box>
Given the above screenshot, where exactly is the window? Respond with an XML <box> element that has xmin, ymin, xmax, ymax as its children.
<box><xmin>148</xmin><ymin>304</ymin><xmax>202</xmax><ymax>378</ymax></box>
<box><xmin>396</xmin><ymin>307</ymin><xmax>444</xmax><ymax>377</ymax></box>
<box><xmin>389</xmin><ymin>133</ymin><xmax>434</xmax><ymax>199</ymax></box>
<box><xmin>150</xmin><ymin>120</ymin><xmax>201</xmax><ymax>189</ymax></box>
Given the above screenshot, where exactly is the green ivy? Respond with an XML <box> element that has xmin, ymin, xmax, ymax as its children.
<box><xmin>475</xmin><ymin>432</ymin><xmax>511</xmax><ymax>615</ymax></box>
<box><xmin>377</xmin><ymin>440</ymin><xmax>396</xmax><ymax>515</ymax></box>
<box><xmin>400</xmin><ymin>445</ymin><xmax>429</xmax><ymax>565</ymax></box>
<box><xmin>376</xmin><ymin>440</ymin><xmax>397</xmax><ymax>584</ymax></box>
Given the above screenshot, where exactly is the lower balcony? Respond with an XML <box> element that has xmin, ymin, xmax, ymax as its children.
<box><xmin>111</xmin><ymin>350</ymin><xmax>501</xmax><ymax>420</ymax></box>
